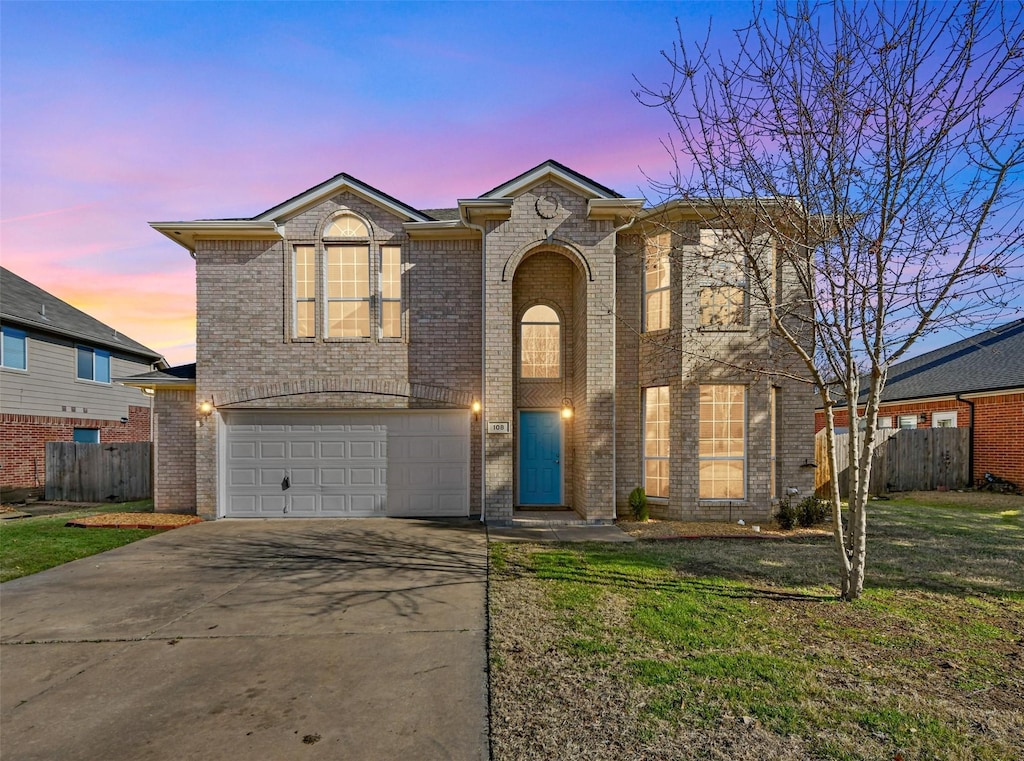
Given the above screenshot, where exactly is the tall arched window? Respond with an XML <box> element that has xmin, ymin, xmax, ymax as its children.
<box><xmin>324</xmin><ymin>214</ymin><xmax>371</xmax><ymax>338</ymax></box>
<box><xmin>291</xmin><ymin>212</ymin><xmax>403</xmax><ymax>340</ymax></box>
<box><xmin>520</xmin><ymin>304</ymin><xmax>560</xmax><ymax>378</ymax></box>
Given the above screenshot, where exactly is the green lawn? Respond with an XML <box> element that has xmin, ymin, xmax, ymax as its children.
<box><xmin>489</xmin><ymin>495</ymin><xmax>1024</xmax><ymax>761</ymax></box>
<box><xmin>0</xmin><ymin>501</ymin><xmax>160</xmax><ymax>582</ymax></box>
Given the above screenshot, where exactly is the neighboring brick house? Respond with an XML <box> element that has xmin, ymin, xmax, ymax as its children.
<box><xmin>814</xmin><ymin>318</ymin><xmax>1024</xmax><ymax>488</ymax></box>
<box><xmin>0</xmin><ymin>267</ymin><xmax>164</xmax><ymax>496</ymax></box>
<box><xmin>134</xmin><ymin>161</ymin><xmax>816</xmax><ymax>523</ymax></box>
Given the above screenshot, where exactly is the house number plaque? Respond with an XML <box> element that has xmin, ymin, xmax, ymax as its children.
<box><xmin>487</xmin><ymin>422</ymin><xmax>511</xmax><ymax>434</ymax></box>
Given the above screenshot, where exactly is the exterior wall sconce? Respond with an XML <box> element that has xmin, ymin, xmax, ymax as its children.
<box><xmin>197</xmin><ymin>401</ymin><xmax>214</xmax><ymax>426</ymax></box>
<box><xmin>142</xmin><ymin>387</ymin><xmax>155</xmax><ymax>396</ymax></box>
<box><xmin>800</xmin><ymin>458</ymin><xmax>818</xmax><ymax>469</ymax></box>
<box><xmin>561</xmin><ymin>398</ymin><xmax>574</xmax><ymax>420</ymax></box>
<box><xmin>120</xmin><ymin>416</ymin><xmax>129</xmax><ymax>425</ymax></box>
<box><xmin>919</xmin><ymin>413</ymin><xmax>929</xmax><ymax>424</ymax></box>
<box><xmin>471</xmin><ymin>400</ymin><xmax>481</xmax><ymax>420</ymax></box>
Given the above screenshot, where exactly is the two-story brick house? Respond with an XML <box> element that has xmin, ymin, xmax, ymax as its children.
<box><xmin>135</xmin><ymin>161</ymin><xmax>815</xmax><ymax>523</ymax></box>
<box><xmin>1</xmin><ymin>267</ymin><xmax>164</xmax><ymax>497</ymax></box>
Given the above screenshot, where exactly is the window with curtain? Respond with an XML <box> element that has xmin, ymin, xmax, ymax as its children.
<box><xmin>520</xmin><ymin>305</ymin><xmax>560</xmax><ymax>378</ymax></box>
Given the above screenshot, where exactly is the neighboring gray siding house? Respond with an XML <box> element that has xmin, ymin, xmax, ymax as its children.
<box><xmin>0</xmin><ymin>267</ymin><xmax>164</xmax><ymax>493</ymax></box>
<box><xmin>138</xmin><ymin>161</ymin><xmax>816</xmax><ymax>523</ymax></box>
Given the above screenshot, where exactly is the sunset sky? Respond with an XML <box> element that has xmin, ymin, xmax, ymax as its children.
<box><xmin>2</xmin><ymin>2</ymin><xmax>1019</xmax><ymax>367</ymax></box>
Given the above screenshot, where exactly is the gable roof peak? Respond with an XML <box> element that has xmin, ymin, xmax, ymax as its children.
<box><xmin>479</xmin><ymin>159</ymin><xmax>624</xmax><ymax>200</ymax></box>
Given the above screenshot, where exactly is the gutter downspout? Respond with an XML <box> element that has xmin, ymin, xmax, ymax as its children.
<box><xmin>956</xmin><ymin>394</ymin><xmax>975</xmax><ymax>487</ymax></box>
<box><xmin>460</xmin><ymin>208</ymin><xmax>488</xmax><ymax>523</ymax></box>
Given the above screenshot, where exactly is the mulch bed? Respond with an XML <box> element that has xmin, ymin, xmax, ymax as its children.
<box><xmin>66</xmin><ymin>513</ymin><xmax>203</xmax><ymax>530</ymax></box>
<box><xmin>617</xmin><ymin>518</ymin><xmax>830</xmax><ymax>540</ymax></box>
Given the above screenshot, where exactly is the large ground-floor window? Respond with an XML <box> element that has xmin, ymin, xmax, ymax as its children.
<box><xmin>699</xmin><ymin>384</ymin><xmax>746</xmax><ymax>499</ymax></box>
<box><xmin>643</xmin><ymin>386</ymin><xmax>670</xmax><ymax>498</ymax></box>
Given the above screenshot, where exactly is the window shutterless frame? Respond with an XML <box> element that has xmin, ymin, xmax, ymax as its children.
<box><xmin>76</xmin><ymin>346</ymin><xmax>111</xmax><ymax>383</ymax></box>
<box><xmin>293</xmin><ymin>245</ymin><xmax>316</xmax><ymax>338</ymax></box>
<box><xmin>1</xmin><ymin>326</ymin><xmax>27</xmax><ymax>370</ymax></box>
<box><xmin>698</xmin><ymin>384</ymin><xmax>747</xmax><ymax>500</ymax></box>
<box><xmin>643</xmin><ymin>386</ymin><xmax>670</xmax><ymax>499</ymax></box>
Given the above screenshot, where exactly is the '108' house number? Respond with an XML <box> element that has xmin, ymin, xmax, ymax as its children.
<box><xmin>487</xmin><ymin>422</ymin><xmax>511</xmax><ymax>434</ymax></box>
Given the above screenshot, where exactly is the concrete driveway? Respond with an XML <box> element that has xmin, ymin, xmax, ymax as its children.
<box><xmin>0</xmin><ymin>518</ymin><xmax>489</xmax><ymax>761</ymax></box>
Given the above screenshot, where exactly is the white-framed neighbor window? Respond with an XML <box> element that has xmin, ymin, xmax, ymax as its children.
<box><xmin>644</xmin><ymin>386</ymin><xmax>670</xmax><ymax>499</ymax></box>
<box><xmin>878</xmin><ymin>415</ymin><xmax>894</xmax><ymax>429</ymax></box>
<box><xmin>932</xmin><ymin>411</ymin><xmax>957</xmax><ymax>428</ymax></box>
<box><xmin>1</xmin><ymin>326</ymin><xmax>27</xmax><ymax>370</ymax></box>
<box><xmin>643</xmin><ymin>234</ymin><xmax>671</xmax><ymax>332</ymax></box>
<box><xmin>699</xmin><ymin>384</ymin><xmax>746</xmax><ymax>499</ymax></box>
<box><xmin>520</xmin><ymin>304</ymin><xmax>561</xmax><ymax>378</ymax></box>
<box><xmin>899</xmin><ymin>414</ymin><xmax>918</xmax><ymax>429</ymax></box>
<box><xmin>76</xmin><ymin>346</ymin><xmax>110</xmax><ymax>383</ymax></box>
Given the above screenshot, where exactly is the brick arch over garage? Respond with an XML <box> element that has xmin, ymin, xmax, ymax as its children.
<box><xmin>502</xmin><ymin>238</ymin><xmax>593</xmax><ymax>282</ymax></box>
<box><xmin>213</xmin><ymin>377</ymin><xmax>475</xmax><ymax>408</ymax></box>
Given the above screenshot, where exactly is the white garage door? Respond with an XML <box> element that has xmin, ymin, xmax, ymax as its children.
<box><xmin>222</xmin><ymin>410</ymin><xmax>469</xmax><ymax>518</ymax></box>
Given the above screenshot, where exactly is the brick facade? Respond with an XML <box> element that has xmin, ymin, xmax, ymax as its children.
<box><xmin>153</xmin><ymin>389</ymin><xmax>196</xmax><ymax>513</ymax></box>
<box><xmin>158</xmin><ymin>162</ymin><xmax>816</xmax><ymax>523</ymax></box>
<box><xmin>0</xmin><ymin>405</ymin><xmax>151</xmax><ymax>489</ymax></box>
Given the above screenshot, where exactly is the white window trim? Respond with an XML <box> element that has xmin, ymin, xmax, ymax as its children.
<box><xmin>1</xmin><ymin>326</ymin><xmax>28</xmax><ymax>371</ymax></box>
<box><xmin>76</xmin><ymin>346</ymin><xmax>111</xmax><ymax>384</ymax></box>
<box><xmin>932</xmin><ymin>411</ymin><xmax>957</xmax><ymax>428</ymax></box>
<box><xmin>899</xmin><ymin>414</ymin><xmax>918</xmax><ymax>429</ymax></box>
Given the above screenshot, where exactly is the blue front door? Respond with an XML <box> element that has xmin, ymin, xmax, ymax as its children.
<box><xmin>519</xmin><ymin>411</ymin><xmax>562</xmax><ymax>504</ymax></box>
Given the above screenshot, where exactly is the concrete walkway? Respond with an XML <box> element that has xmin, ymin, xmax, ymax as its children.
<box><xmin>1</xmin><ymin>519</ymin><xmax>489</xmax><ymax>761</ymax></box>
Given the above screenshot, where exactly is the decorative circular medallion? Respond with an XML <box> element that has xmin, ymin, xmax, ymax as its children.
<box><xmin>535</xmin><ymin>195</ymin><xmax>559</xmax><ymax>219</ymax></box>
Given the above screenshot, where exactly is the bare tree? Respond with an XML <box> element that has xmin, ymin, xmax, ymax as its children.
<box><xmin>637</xmin><ymin>0</ymin><xmax>1024</xmax><ymax>600</ymax></box>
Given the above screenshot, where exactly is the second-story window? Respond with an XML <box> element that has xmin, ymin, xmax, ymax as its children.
<box><xmin>1</xmin><ymin>327</ymin><xmax>27</xmax><ymax>370</ymax></box>
<box><xmin>77</xmin><ymin>346</ymin><xmax>111</xmax><ymax>383</ymax></box>
<box><xmin>293</xmin><ymin>245</ymin><xmax>316</xmax><ymax>338</ymax></box>
<box><xmin>643</xmin><ymin>234</ymin><xmax>671</xmax><ymax>332</ymax></box>
<box><xmin>326</xmin><ymin>244</ymin><xmax>371</xmax><ymax>338</ymax></box>
<box><xmin>291</xmin><ymin>212</ymin><xmax>402</xmax><ymax>341</ymax></box>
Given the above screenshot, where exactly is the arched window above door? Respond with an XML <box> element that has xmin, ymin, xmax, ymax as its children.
<box><xmin>520</xmin><ymin>304</ymin><xmax>560</xmax><ymax>378</ymax></box>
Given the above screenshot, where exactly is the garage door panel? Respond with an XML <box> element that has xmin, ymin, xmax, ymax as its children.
<box><xmin>348</xmin><ymin>440</ymin><xmax>378</xmax><ymax>459</ymax></box>
<box><xmin>289</xmin><ymin>495</ymin><xmax>318</xmax><ymax>513</ymax></box>
<box><xmin>260</xmin><ymin>441</ymin><xmax>287</xmax><ymax>459</ymax></box>
<box><xmin>229</xmin><ymin>495</ymin><xmax>257</xmax><ymax>514</ymax></box>
<box><xmin>224</xmin><ymin>411</ymin><xmax>467</xmax><ymax>518</ymax></box>
<box><xmin>349</xmin><ymin>467</ymin><xmax>382</xmax><ymax>486</ymax></box>
<box><xmin>320</xmin><ymin>468</ymin><xmax>347</xmax><ymax>485</ymax></box>
<box><xmin>259</xmin><ymin>468</ymin><xmax>287</xmax><ymax>486</ymax></box>
<box><xmin>229</xmin><ymin>468</ymin><xmax>257</xmax><ymax>486</ymax></box>
<box><xmin>230</xmin><ymin>442</ymin><xmax>257</xmax><ymax>460</ymax></box>
<box><xmin>291</xmin><ymin>468</ymin><xmax>317</xmax><ymax>486</ymax></box>
<box><xmin>290</xmin><ymin>441</ymin><xmax>316</xmax><ymax>459</ymax></box>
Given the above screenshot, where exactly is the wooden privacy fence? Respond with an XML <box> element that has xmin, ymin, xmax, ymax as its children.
<box><xmin>815</xmin><ymin>427</ymin><xmax>971</xmax><ymax>497</ymax></box>
<box><xmin>45</xmin><ymin>442</ymin><xmax>152</xmax><ymax>502</ymax></box>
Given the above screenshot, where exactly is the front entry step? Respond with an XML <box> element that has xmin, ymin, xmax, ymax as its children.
<box><xmin>511</xmin><ymin>509</ymin><xmax>587</xmax><ymax>527</ymax></box>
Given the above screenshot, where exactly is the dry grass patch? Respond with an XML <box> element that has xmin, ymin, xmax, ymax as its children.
<box><xmin>489</xmin><ymin>495</ymin><xmax>1024</xmax><ymax>760</ymax></box>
